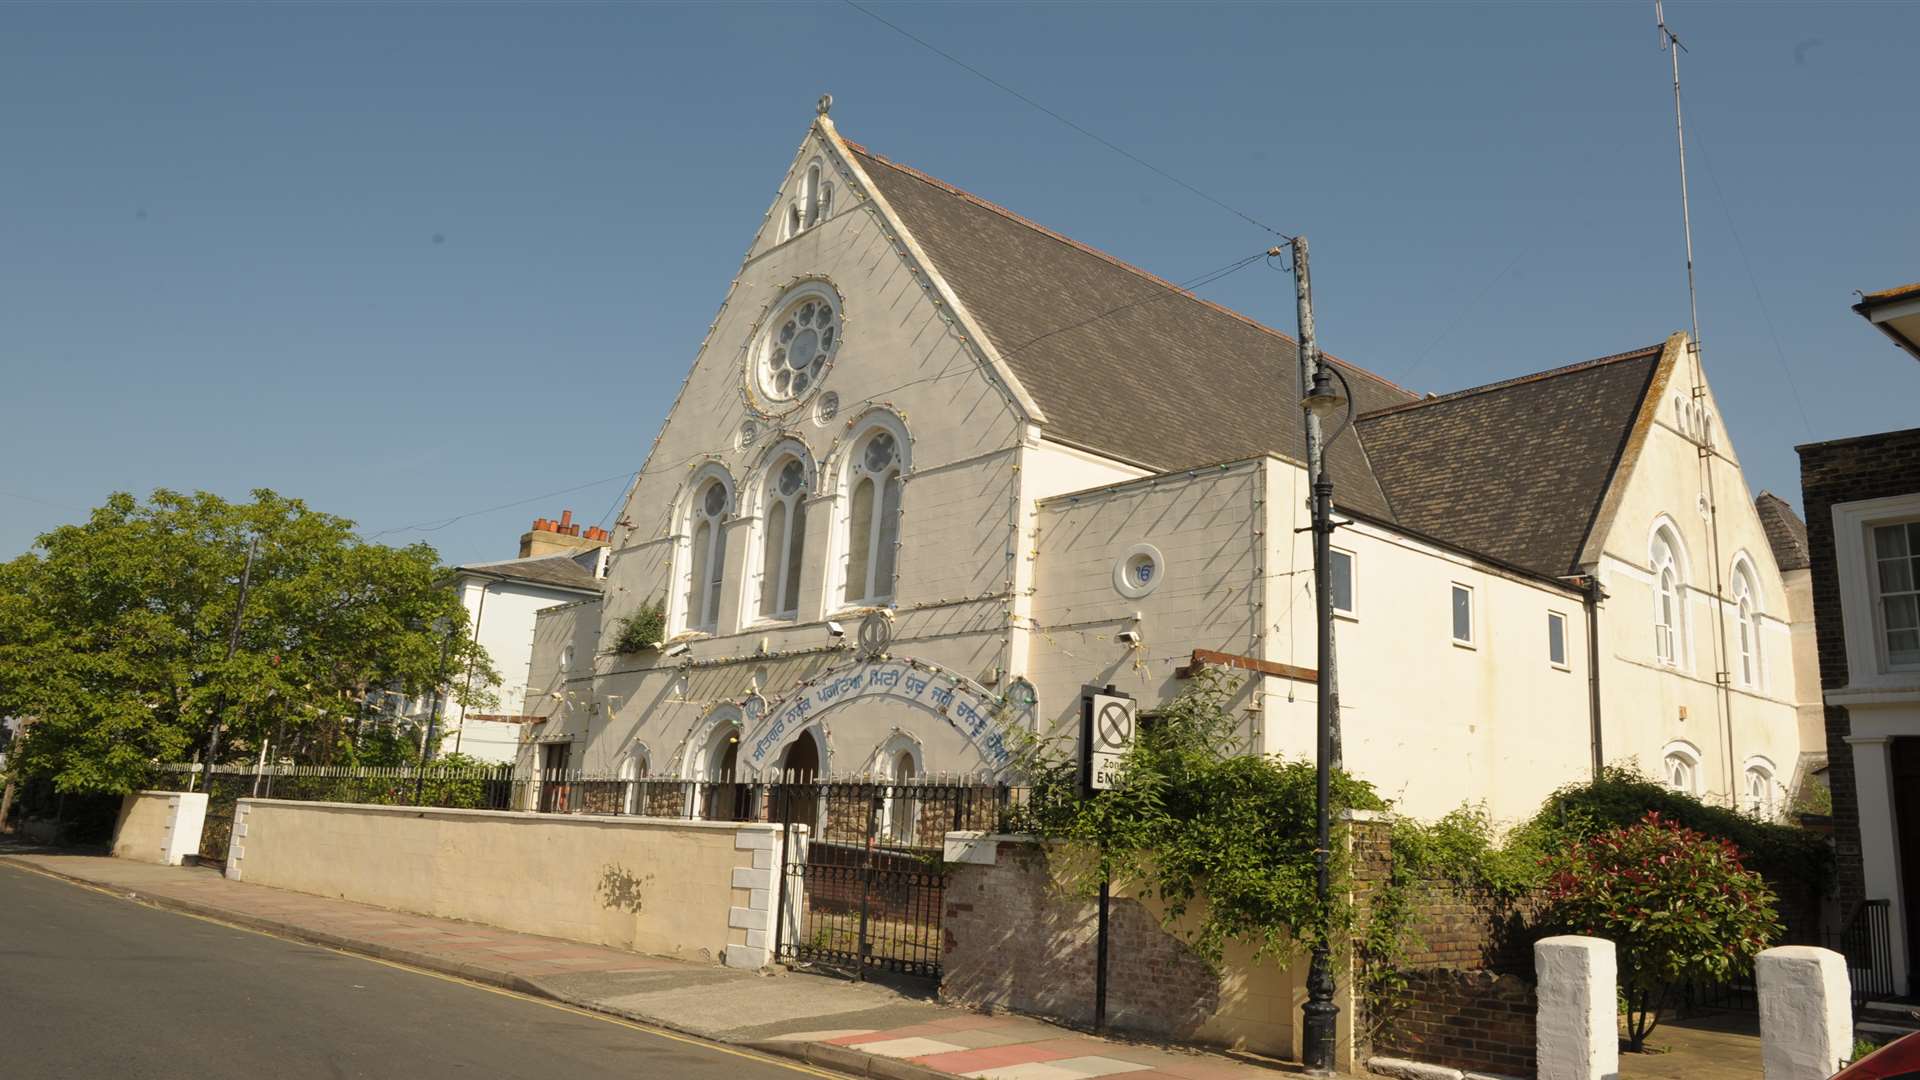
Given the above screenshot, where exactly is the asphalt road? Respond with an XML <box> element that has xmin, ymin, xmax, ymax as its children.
<box><xmin>0</xmin><ymin>862</ymin><xmax>841</xmax><ymax>1080</ymax></box>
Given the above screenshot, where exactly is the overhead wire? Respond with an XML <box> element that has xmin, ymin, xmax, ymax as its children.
<box><xmin>841</xmin><ymin>0</ymin><xmax>1293</xmax><ymax>242</ymax></box>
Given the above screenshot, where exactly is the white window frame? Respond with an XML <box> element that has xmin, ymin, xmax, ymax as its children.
<box><xmin>1650</xmin><ymin>520</ymin><xmax>1690</xmax><ymax>670</ymax></box>
<box><xmin>674</xmin><ymin>466</ymin><xmax>735</xmax><ymax>635</ymax></box>
<box><xmin>748</xmin><ymin>444</ymin><xmax>814</xmax><ymax>624</ymax></box>
<box><xmin>1729</xmin><ymin>555</ymin><xmax>1764</xmax><ymax>691</ymax></box>
<box><xmin>1450</xmin><ymin>582</ymin><xmax>1475</xmax><ymax>648</ymax></box>
<box><xmin>834</xmin><ymin>413</ymin><xmax>909</xmax><ymax>610</ymax></box>
<box><xmin>1547</xmin><ymin>610</ymin><xmax>1570</xmax><ymax>670</ymax></box>
<box><xmin>1330</xmin><ymin>547</ymin><xmax>1356</xmax><ymax>618</ymax></box>
<box><xmin>1662</xmin><ymin>739</ymin><xmax>1702</xmax><ymax>795</ymax></box>
<box><xmin>1830</xmin><ymin>493</ymin><xmax>1920</xmax><ymax>691</ymax></box>
<box><xmin>1742</xmin><ymin>755</ymin><xmax>1778</xmax><ymax>818</ymax></box>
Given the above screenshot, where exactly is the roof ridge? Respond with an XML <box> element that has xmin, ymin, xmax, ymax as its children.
<box><xmin>457</xmin><ymin>553</ymin><xmax>582</xmax><ymax>571</ymax></box>
<box><xmin>844</xmin><ymin>140</ymin><xmax>1416</xmax><ymax>400</ymax></box>
<box><xmin>1355</xmin><ymin>343</ymin><xmax>1666</xmax><ymax>422</ymax></box>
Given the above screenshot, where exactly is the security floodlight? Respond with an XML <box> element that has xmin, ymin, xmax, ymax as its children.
<box><xmin>826</xmin><ymin>621</ymin><xmax>847</xmax><ymax>638</ymax></box>
<box><xmin>662</xmin><ymin>642</ymin><xmax>691</xmax><ymax>658</ymax></box>
<box><xmin>1116</xmin><ymin>630</ymin><xmax>1142</xmax><ymax>646</ymax></box>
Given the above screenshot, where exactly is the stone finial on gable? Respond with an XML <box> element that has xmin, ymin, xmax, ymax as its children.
<box><xmin>817</xmin><ymin>93</ymin><xmax>833</xmax><ymax>117</ymax></box>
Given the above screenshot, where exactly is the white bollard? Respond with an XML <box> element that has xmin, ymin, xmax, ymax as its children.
<box><xmin>1757</xmin><ymin>946</ymin><xmax>1853</xmax><ymax>1080</ymax></box>
<box><xmin>1535</xmin><ymin>935</ymin><xmax>1619</xmax><ymax>1080</ymax></box>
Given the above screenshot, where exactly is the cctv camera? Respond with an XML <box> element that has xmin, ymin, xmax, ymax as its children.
<box><xmin>663</xmin><ymin>641</ymin><xmax>691</xmax><ymax>658</ymax></box>
<box><xmin>826</xmin><ymin>621</ymin><xmax>846</xmax><ymax>637</ymax></box>
<box><xmin>1117</xmin><ymin>630</ymin><xmax>1142</xmax><ymax>646</ymax></box>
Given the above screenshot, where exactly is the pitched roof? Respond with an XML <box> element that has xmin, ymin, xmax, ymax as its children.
<box><xmin>453</xmin><ymin>553</ymin><xmax>603</xmax><ymax>594</ymax></box>
<box><xmin>848</xmin><ymin>144</ymin><xmax>1416</xmax><ymax>519</ymax></box>
<box><xmin>1753</xmin><ymin>491</ymin><xmax>1810</xmax><ymax>572</ymax></box>
<box><xmin>1352</xmin><ymin>346</ymin><xmax>1665</xmax><ymax>578</ymax></box>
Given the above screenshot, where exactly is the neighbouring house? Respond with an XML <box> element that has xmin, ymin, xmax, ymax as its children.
<box><xmin>1854</xmin><ymin>281</ymin><xmax>1920</xmax><ymax>362</ymax></box>
<box><xmin>416</xmin><ymin>511</ymin><xmax>608</xmax><ymax>764</ymax></box>
<box><xmin>522</xmin><ymin>103</ymin><xmax>1810</xmax><ymax>829</ymax></box>
<box><xmin>1795</xmin><ymin>281</ymin><xmax>1920</xmax><ymax>997</ymax></box>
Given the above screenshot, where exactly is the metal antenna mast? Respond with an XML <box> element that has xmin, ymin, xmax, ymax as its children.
<box><xmin>1657</xmin><ymin>0</ymin><xmax>1738</xmax><ymax>800</ymax></box>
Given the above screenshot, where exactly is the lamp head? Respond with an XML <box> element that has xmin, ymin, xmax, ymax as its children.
<box><xmin>1300</xmin><ymin>365</ymin><xmax>1348</xmax><ymax>422</ymax></box>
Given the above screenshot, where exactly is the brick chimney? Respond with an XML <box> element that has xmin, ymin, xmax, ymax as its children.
<box><xmin>519</xmin><ymin>509</ymin><xmax>614</xmax><ymax>559</ymax></box>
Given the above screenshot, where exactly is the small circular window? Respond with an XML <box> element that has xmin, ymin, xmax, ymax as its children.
<box><xmin>754</xmin><ymin>286</ymin><xmax>841</xmax><ymax>406</ymax></box>
<box><xmin>1114</xmin><ymin>543</ymin><xmax>1164</xmax><ymax>599</ymax></box>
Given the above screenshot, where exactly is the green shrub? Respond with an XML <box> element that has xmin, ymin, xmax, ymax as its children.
<box><xmin>1519</xmin><ymin>765</ymin><xmax>1833</xmax><ymax>896</ymax></box>
<box><xmin>1543</xmin><ymin>811</ymin><xmax>1781</xmax><ymax>1051</ymax></box>
<box><xmin>612</xmin><ymin>600</ymin><xmax>666</xmax><ymax>655</ymax></box>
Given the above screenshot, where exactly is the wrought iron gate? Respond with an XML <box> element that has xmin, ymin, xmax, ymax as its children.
<box><xmin>771</xmin><ymin>780</ymin><xmax>1005</xmax><ymax>982</ymax></box>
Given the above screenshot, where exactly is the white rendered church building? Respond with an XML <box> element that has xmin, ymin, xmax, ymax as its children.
<box><xmin>522</xmin><ymin>106</ymin><xmax>1813</xmax><ymax>825</ymax></box>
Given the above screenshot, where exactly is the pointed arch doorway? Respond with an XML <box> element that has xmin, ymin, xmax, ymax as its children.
<box><xmin>776</xmin><ymin>728</ymin><xmax>822</xmax><ymax>829</ymax></box>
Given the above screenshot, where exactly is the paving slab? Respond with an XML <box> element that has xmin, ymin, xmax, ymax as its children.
<box><xmin>0</xmin><ymin>846</ymin><xmax>1347</xmax><ymax>1080</ymax></box>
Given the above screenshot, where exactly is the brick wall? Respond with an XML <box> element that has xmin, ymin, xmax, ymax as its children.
<box><xmin>1796</xmin><ymin>426</ymin><xmax>1920</xmax><ymax>915</ymax></box>
<box><xmin>1351</xmin><ymin>818</ymin><xmax>1540</xmax><ymax>1076</ymax></box>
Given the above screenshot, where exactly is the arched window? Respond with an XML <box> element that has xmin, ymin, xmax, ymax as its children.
<box><xmin>1651</xmin><ymin>524</ymin><xmax>1687</xmax><ymax>667</ymax></box>
<box><xmin>619</xmin><ymin>751</ymin><xmax>649</xmax><ymax>816</ymax></box>
<box><xmin>1744</xmin><ymin>760</ymin><xmax>1776</xmax><ymax>817</ymax></box>
<box><xmin>757</xmin><ymin>453</ymin><xmax>811</xmax><ymax>621</ymax></box>
<box><xmin>843</xmin><ymin>420</ymin><xmax>906</xmax><ymax>607</ymax></box>
<box><xmin>1663</xmin><ymin>743</ymin><xmax>1700</xmax><ymax>795</ymax></box>
<box><xmin>682</xmin><ymin>474</ymin><xmax>732</xmax><ymax>633</ymax></box>
<box><xmin>1731</xmin><ymin>560</ymin><xmax>1763</xmax><ymax>690</ymax></box>
<box><xmin>782</xmin><ymin>160</ymin><xmax>833</xmax><ymax>241</ymax></box>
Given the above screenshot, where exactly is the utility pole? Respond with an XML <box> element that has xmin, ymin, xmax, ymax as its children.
<box><xmin>1289</xmin><ymin>234</ymin><xmax>1341</xmax><ymax>1076</ymax></box>
<box><xmin>201</xmin><ymin>535</ymin><xmax>259</xmax><ymax>783</ymax></box>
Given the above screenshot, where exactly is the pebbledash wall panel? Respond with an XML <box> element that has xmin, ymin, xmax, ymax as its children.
<box><xmin>223</xmin><ymin>799</ymin><xmax>785</xmax><ymax>969</ymax></box>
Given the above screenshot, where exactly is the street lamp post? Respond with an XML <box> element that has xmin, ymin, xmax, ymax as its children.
<box><xmin>1300</xmin><ymin>344</ymin><xmax>1354</xmax><ymax>1076</ymax></box>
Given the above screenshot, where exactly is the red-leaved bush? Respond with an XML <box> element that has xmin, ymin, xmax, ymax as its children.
<box><xmin>1543</xmin><ymin>811</ymin><xmax>1781</xmax><ymax>1050</ymax></box>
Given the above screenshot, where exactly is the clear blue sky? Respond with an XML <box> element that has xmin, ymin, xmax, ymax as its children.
<box><xmin>4</xmin><ymin>2</ymin><xmax>1914</xmax><ymax>568</ymax></box>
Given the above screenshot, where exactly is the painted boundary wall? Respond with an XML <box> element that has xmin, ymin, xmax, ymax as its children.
<box><xmin>111</xmin><ymin>791</ymin><xmax>208</xmax><ymax>866</ymax></box>
<box><xmin>940</xmin><ymin>834</ymin><xmax>1354</xmax><ymax>1070</ymax></box>
<box><xmin>224</xmin><ymin>799</ymin><xmax>784</xmax><ymax>969</ymax></box>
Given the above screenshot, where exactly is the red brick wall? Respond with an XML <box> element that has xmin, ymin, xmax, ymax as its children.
<box><xmin>1352</xmin><ymin>818</ymin><xmax>1539</xmax><ymax>1076</ymax></box>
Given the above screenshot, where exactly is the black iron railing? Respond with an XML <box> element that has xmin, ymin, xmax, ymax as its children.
<box><xmin>1828</xmin><ymin>898</ymin><xmax>1895</xmax><ymax>1007</ymax></box>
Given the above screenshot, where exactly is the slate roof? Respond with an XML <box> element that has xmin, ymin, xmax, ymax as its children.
<box><xmin>1352</xmin><ymin>347</ymin><xmax>1665</xmax><ymax>578</ymax></box>
<box><xmin>850</xmin><ymin>144</ymin><xmax>1416</xmax><ymax>519</ymax></box>
<box><xmin>453</xmin><ymin>554</ymin><xmax>603</xmax><ymax>594</ymax></box>
<box><xmin>1753</xmin><ymin>491</ymin><xmax>1810</xmax><ymax>572</ymax></box>
<box><xmin>847</xmin><ymin>137</ymin><xmax>1673</xmax><ymax>580</ymax></box>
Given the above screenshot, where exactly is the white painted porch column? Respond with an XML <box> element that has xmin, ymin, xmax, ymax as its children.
<box><xmin>1846</xmin><ymin>734</ymin><xmax>1911</xmax><ymax>997</ymax></box>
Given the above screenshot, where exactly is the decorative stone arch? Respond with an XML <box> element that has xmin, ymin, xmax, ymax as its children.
<box><xmin>737</xmin><ymin>655</ymin><xmax>1013</xmax><ymax>781</ymax></box>
<box><xmin>871</xmin><ymin>729</ymin><xmax>928</xmax><ymax>843</ymax></box>
<box><xmin>1729</xmin><ymin>550</ymin><xmax>1767</xmax><ymax>690</ymax></box>
<box><xmin>1661</xmin><ymin>738</ymin><xmax>1704</xmax><ymax>795</ymax></box>
<box><xmin>619</xmin><ymin>742</ymin><xmax>654</xmax><ymax>815</ymax></box>
<box><xmin>742</xmin><ymin>436</ymin><xmax>821</xmax><ymax>624</ymax></box>
<box><xmin>823</xmin><ymin>409</ymin><xmax>912</xmax><ymax>609</ymax></box>
<box><xmin>1742</xmin><ymin>754</ymin><xmax>1781</xmax><ymax>817</ymax></box>
<box><xmin>1649</xmin><ymin>514</ymin><xmax>1694</xmax><ymax>669</ymax></box>
<box><xmin>672</xmin><ymin>461</ymin><xmax>737</xmax><ymax>635</ymax></box>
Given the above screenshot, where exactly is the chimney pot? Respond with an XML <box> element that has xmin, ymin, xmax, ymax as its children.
<box><xmin>559</xmin><ymin>510</ymin><xmax>573</xmax><ymax>529</ymax></box>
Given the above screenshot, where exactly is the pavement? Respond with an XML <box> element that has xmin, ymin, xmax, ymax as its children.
<box><xmin>0</xmin><ymin>846</ymin><xmax>1310</xmax><ymax>1080</ymax></box>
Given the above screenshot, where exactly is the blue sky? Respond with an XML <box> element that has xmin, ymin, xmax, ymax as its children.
<box><xmin>3</xmin><ymin>2</ymin><xmax>1914</xmax><ymax>568</ymax></box>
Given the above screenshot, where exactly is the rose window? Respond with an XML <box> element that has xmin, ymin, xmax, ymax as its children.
<box><xmin>758</xmin><ymin>290</ymin><xmax>840</xmax><ymax>403</ymax></box>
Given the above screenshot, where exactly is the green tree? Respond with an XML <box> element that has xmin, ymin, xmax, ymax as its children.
<box><xmin>1542</xmin><ymin>811</ymin><xmax>1782</xmax><ymax>1051</ymax></box>
<box><xmin>0</xmin><ymin>489</ymin><xmax>497</xmax><ymax>793</ymax></box>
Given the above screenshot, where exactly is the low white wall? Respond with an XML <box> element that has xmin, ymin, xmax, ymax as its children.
<box><xmin>111</xmin><ymin>791</ymin><xmax>207</xmax><ymax>866</ymax></box>
<box><xmin>225</xmin><ymin>799</ymin><xmax>784</xmax><ymax>968</ymax></box>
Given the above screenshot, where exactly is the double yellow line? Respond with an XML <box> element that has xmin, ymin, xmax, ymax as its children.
<box><xmin>2</xmin><ymin>860</ymin><xmax>846</xmax><ymax>1079</ymax></box>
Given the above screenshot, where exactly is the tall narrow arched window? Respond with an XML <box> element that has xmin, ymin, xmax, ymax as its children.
<box><xmin>843</xmin><ymin>422</ymin><xmax>906</xmax><ymax>607</ymax></box>
<box><xmin>758</xmin><ymin>454</ymin><xmax>810</xmax><ymax>621</ymax></box>
<box><xmin>684</xmin><ymin>475</ymin><xmax>732</xmax><ymax>633</ymax></box>
<box><xmin>1744</xmin><ymin>761</ymin><xmax>1776</xmax><ymax>817</ymax></box>
<box><xmin>1731</xmin><ymin>561</ymin><xmax>1763</xmax><ymax>690</ymax></box>
<box><xmin>1651</xmin><ymin>525</ymin><xmax>1686</xmax><ymax>667</ymax></box>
